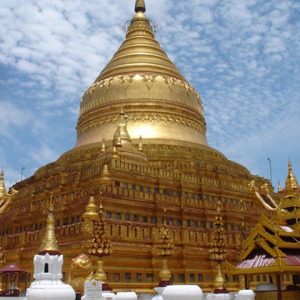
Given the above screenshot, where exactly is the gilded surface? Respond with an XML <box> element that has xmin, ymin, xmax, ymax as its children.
<box><xmin>231</xmin><ymin>162</ymin><xmax>300</xmax><ymax>292</ymax></box>
<box><xmin>209</xmin><ymin>200</ymin><xmax>227</xmax><ymax>290</ymax></box>
<box><xmin>68</xmin><ymin>254</ymin><xmax>93</xmax><ymax>293</ymax></box>
<box><xmin>77</xmin><ymin>1</ymin><xmax>206</xmax><ymax>147</ymax></box>
<box><xmin>0</xmin><ymin>0</ymin><xmax>274</xmax><ymax>293</ymax></box>
<box><xmin>39</xmin><ymin>204</ymin><xmax>59</xmax><ymax>254</ymax></box>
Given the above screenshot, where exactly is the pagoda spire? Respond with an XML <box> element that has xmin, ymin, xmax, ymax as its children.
<box><xmin>285</xmin><ymin>160</ymin><xmax>299</xmax><ymax>194</ymax></box>
<box><xmin>135</xmin><ymin>0</ymin><xmax>146</xmax><ymax>13</ymax></box>
<box><xmin>0</xmin><ymin>170</ymin><xmax>7</xmax><ymax>198</ymax></box>
<box><xmin>157</xmin><ymin>208</ymin><xmax>173</xmax><ymax>287</ymax></box>
<box><xmin>88</xmin><ymin>202</ymin><xmax>112</xmax><ymax>290</ymax></box>
<box><xmin>39</xmin><ymin>204</ymin><xmax>59</xmax><ymax>255</ymax></box>
<box><xmin>82</xmin><ymin>195</ymin><xmax>99</xmax><ymax>222</ymax></box>
<box><xmin>209</xmin><ymin>200</ymin><xmax>227</xmax><ymax>293</ymax></box>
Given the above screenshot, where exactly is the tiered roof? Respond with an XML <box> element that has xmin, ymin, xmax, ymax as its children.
<box><xmin>234</xmin><ymin>161</ymin><xmax>300</xmax><ymax>274</ymax></box>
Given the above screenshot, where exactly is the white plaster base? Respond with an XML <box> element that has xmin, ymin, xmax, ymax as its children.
<box><xmin>26</xmin><ymin>280</ymin><xmax>76</xmax><ymax>300</ymax></box>
<box><xmin>162</xmin><ymin>285</ymin><xmax>203</xmax><ymax>300</ymax></box>
<box><xmin>206</xmin><ymin>293</ymin><xmax>231</xmax><ymax>300</ymax></box>
<box><xmin>0</xmin><ymin>298</ymin><xmax>27</xmax><ymax>300</ymax></box>
<box><xmin>116</xmin><ymin>292</ymin><xmax>137</xmax><ymax>300</ymax></box>
<box><xmin>235</xmin><ymin>290</ymin><xmax>255</xmax><ymax>300</ymax></box>
<box><xmin>102</xmin><ymin>291</ymin><xmax>116</xmax><ymax>300</ymax></box>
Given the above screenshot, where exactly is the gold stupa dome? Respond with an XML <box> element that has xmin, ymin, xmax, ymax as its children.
<box><xmin>76</xmin><ymin>0</ymin><xmax>207</xmax><ymax>147</ymax></box>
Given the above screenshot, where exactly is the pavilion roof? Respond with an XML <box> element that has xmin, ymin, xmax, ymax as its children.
<box><xmin>0</xmin><ymin>263</ymin><xmax>27</xmax><ymax>274</ymax></box>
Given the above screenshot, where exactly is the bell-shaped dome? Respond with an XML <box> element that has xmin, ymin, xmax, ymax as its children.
<box><xmin>76</xmin><ymin>0</ymin><xmax>207</xmax><ymax>148</ymax></box>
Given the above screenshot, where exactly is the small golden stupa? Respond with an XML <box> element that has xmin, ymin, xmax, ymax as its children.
<box><xmin>39</xmin><ymin>205</ymin><xmax>60</xmax><ymax>255</ymax></box>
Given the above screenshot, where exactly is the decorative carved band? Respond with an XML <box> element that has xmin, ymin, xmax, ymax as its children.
<box><xmin>80</xmin><ymin>74</ymin><xmax>203</xmax><ymax>115</ymax></box>
<box><xmin>77</xmin><ymin>111</ymin><xmax>206</xmax><ymax>135</ymax></box>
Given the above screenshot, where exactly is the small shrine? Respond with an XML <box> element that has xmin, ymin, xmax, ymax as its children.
<box><xmin>26</xmin><ymin>205</ymin><xmax>76</xmax><ymax>300</ymax></box>
<box><xmin>0</xmin><ymin>263</ymin><xmax>28</xmax><ymax>296</ymax></box>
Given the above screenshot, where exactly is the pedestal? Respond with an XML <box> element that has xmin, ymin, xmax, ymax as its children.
<box><xmin>115</xmin><ymin>292</ymin><xmax>137</xmax><ymax>300</ymax></box>
<box><xmin>162</xmin><ymin>285</ymin><xmax>203</xmax><ymax>300</ymax></box>
<box><xmin>27</xmin><ymin>254</ymin><xmax>76</xmax><ymax>300</ymax></box>
<box><xmin>26</xmin><ymin>280</ymin><xmax>76</xmax><ymax>300</ymax></box>
<box><xmin>102</xmin><ymin>291</ymin><xmax>116</xmax><ymax>300</ymax></box>
<box><xmin>81</xmin><ymin>280</ymin><xmax>102</xmax><ymax>300</ymax></box>
<box><xmin>206</xmin><ymin>293</ymin><xmax>231</xmax><ymax>300</ymax></box>
<box><xmin>236</xmin><ymin>289</ymin><xmax>255</xmax><ymax>300</ymax></box>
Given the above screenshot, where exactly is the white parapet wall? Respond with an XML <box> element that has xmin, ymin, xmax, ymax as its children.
<box><xmin>102</xmin><ymin>291</ymin><xmax>116</xmax><ymax>300</ymax></box>
<box><xmin>0</xmin><ymin>298</ymin><xmax>27</xmax><ymax>300</ymax></box>
<box><xmin>162</xmin><ymin>285</ymin><xmax>203</xmax><ymax>300</ymax></box>
<box><xmin>206</xmin><ymin>294</ymin><xmax>232</xmax><ymax>300</ymax></box>
<box><xmin>116</xmin><ymin>292</ymin><xmax>138</xmax><ymax>300</ymax></box>
<box><xmin>235</xmin><ymin>290</ymin><xmax>255</xmax><ymax>300</ymax></box>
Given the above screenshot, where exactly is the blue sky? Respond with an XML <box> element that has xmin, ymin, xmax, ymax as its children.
<box><xmin>0</xmin><ymin>0</ymin><xmax>299</xmax><ymax>189</ymax></box>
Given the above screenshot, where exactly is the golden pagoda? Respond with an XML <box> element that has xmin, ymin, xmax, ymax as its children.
<box><xmin>0</xmin><ymin>0</ymin><xmax>270</xmax><ymax>293</ymax></box>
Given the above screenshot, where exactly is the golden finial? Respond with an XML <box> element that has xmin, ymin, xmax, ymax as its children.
<box><xmin>112</xmin><ymin>146</ymin><xmax>119</xmax><ymax>159</ymax></box>
<box><xmin>82</xmin><ymin>195</ymin><xmax>99</xmax><ymax>221</ymax></box>
<box><xmin>99</xmin><ymin>201</ymin><xmax>103</xmax><ymax>217</ymax></box>
<box><xmin>209</xmin><ymin>200</ymin><xmax>227</xmax><ymax>292</ymax></box>
<box><xmin>116</xmin><ymin>137</ymin><xmax>122</xmax><ymax>147</ymax></box>
<box><xmin>138</xmin><ymin>136</ymin><xmax>143</xmax><ymax>151</ymax></box>
<box><xmin>285</xmin><ymin>160</ymin><xmax>299</xmax><ymax>192</ymax></box>
<box><xmin>135</xmin><ymin>0</ymin><xmax>146</xmax><ymax>13</ymax></box>
<box><xmin>39</xmin><ymin>204</ymin><xmax>59</xmax><ymax>255</ymax></box>
<box><xmin>101</xmin><ymin>138</ymin><xmax>106</xmax><ymax>152</ymax></box>
<box><xmin>100</xmin><ymin>164</ymin><xmax>111</xmax><ymax>185</ymax></box>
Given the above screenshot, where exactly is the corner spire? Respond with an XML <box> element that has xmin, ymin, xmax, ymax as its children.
<box><xmin>39</xmin><ymin>204</ymin><xmax>59</xmax><ymax>255</ymax></box>
<box><xmin>285</xmin><ymin>160</ymin><xmax>299</xmax><ymax>192</ymax></box>
<box><xmin>82</xmin><ymin>196</ymin><xmax>99</xmax><ymax>221</ymax></box>
<box><xmin>135</xmin><ymin>0</ymin><xmax>146</xmax><ymax>13</ymax></box>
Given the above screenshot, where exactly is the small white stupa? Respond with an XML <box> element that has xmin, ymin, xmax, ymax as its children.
<box><xmin>26</xmin><ymin>207</ymin><xmax>76</xmax><ymax>300</ymax></box>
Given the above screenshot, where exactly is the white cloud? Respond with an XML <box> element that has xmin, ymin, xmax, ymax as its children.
<box><xmin>29</xmin><ymin>143</ymin><xmax>59</xmax><ymax>166</ymax></box>
<box><xmin>0</xmin><ymin>102</ymin><xmax>34</xmax><ymax>138</ymax></box>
